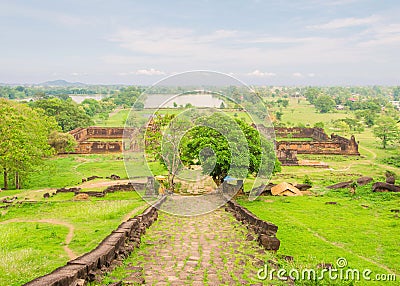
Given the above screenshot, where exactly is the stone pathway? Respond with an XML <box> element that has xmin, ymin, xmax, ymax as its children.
<box><xmin>106</xmin><ymin>206</ymin><xmax>272</xmax><ymax>285</ymax></box>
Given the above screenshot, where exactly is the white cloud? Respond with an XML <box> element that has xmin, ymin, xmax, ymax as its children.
<box><xmin>246</xmin><ymin>70</ymin><xmax>276</xmax><ymax>77</ymax></box>
<box><xmin>107</xmin><ymin>28</ymin><xmax>239</xmax><ymax>58</ymax></box>
<box><xmin>103</xmin><ymin>22</ymin><xmax>399</xmax><ymax>85</ymax></box>
<box><xmin>307</xmin><ymin>16</ymin><xmax>379</xmax><ymax>30</ymax></box>
<box><xmin>135</xmin><ymin>68</ymin><xmax>165</xmax><ymax>76</ymax></box>
<box><xmin>70</xmin><ymin>72</ymin><xmax>89</xmax><ymax>77</ymax></box>
<box><xmin>358</xmin><ymin>23</ymin><xmax>400</xmax><ymax>47</ymax></box>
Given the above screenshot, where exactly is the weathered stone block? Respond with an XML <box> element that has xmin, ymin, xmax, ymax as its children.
<box><xmin>259</xmin><ymin>234</ymin><xmax>280</xmax><ymax>251</ymax></box>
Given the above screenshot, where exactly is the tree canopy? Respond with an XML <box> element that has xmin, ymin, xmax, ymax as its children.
<box><xmin>29</xmin><ymin>98</ymin><xmax>93</xmax><ymax>131</ymax></box>
<box><xmin>373</xmin><ymin>116</ymin><xmax>400</xmax><ymax>149</ymax></box>
<box><xmin>0</xmin><ymin>99</ymin><xmax>58</xmax><ymax>189</ymax></box>
<box><xmin>180</xmin><ymin>113</ymin><xmax>279</xmax><ymax>184</ymax></box>
<box><xmin>314</xmin><ymin>94</ymin><xmax>335</xmax><ymax>113</ymax></box>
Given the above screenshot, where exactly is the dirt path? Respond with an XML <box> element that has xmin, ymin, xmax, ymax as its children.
<box><xmin>0</xmin><ymin>218</ymin><xmax>77</xmax><ymax>260</ymax></box>
<box><xmin>113</xmin><ymin>206</ymin><xmax>268</xmax><ymax>285</ymax></box>
<box><xmin>290</xmin><ymin>144</ymin><xmax>397</xmax><ymax>174</ymax></box>
<box><xmin>79</xmin><ymin>179</ymin><xmax>132</xmax><ymax>189</ymax></box>
<box><xmin>358</xmin><ymin>145</ymin><xmax>399</xmax><ymax>171</ymax></box>
<box><xmin>359</xmin><ymin>145</ymin><xmax>377</xmax><ymax>160</ymax></box>
<box><xmin>108</xmin><ymin>107</ymin><xmax>123</xmax><ymax>118</ymax></box>
<box><xmin>122</xmin><ymin>204</ymin><xmax>148</xmax><ymax>222</ymax></box>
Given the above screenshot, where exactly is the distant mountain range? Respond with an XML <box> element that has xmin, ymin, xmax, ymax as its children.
<box><xmin>39</xmin><ymin>79</ymin><xmax>87</xmax><ymax>87</ymax></box>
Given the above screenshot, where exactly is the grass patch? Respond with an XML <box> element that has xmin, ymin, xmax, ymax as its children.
<box><xmin>0</xmin><ymin>153</ymin><xmax>167</xmax><ymax>190</ymax></box>
<box><xmin>238</xmin><ymin>186</ymin><xmax>400</xmax><ymax>284</ymax></box>
<box><xmin>0</xmin><ymin>191</ymin><xmax>147</xmax><ymax>285</ymax></box>
<box><xmin>0</xmin><ymin>223</ymin><xmax>68</xmax><ymax>286</ymax></box>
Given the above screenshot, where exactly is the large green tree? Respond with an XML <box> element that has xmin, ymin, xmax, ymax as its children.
<box><xmin>373</xmin><ymin>116</ymin><xmax>400</xmax><ymax>149</ymax></box>
<box><xmin>180</xmin><ymin>113</ymin><xmax>279</xmax><ymax>184</ymax></box>
<box><xmin>304</xmin><ymin>87</ymin><xmax>321</xmax><ymax>104</ymax></box>
<box><xmin>314</xmin><ymin>94</ymin><xmax>335</xmax><ymax>113</ymax></box>
<box><xmin>29</xmin><ymin>98</ymin><xmax>93</xmax><ymax>131</ymax></box>
<box><xmin>0</xmin><ymin>99</ymin><xmax>58</xmax><ymax>189</ymax></box>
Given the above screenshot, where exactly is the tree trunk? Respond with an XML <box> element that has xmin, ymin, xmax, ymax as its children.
<box><xmin>3</xmin><ymin>169</ymin><xmax>8</xmax><ymax>190</ymax></box>
<box><xmin>171</xmin><ymin>175</ymin><xmax>175</xmax><ymax>192</ymax></box>
<box><xmin>383</xmin><ymin>135</ymin><xmax>387</xmax><ymax>149</ymax></box>
<box><xmin>15</xmin><ymin>171</ymin><xmax>20</xmax><ymax>189</ymax></box>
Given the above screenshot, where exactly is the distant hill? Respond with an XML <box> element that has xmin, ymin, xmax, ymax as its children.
<box><xmin>39</xmin><ymin>79</ymin><xmax>86</xmax><ymax>87</ymax></box>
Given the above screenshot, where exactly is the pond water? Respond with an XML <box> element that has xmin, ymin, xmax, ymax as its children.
<box><xmin>69</xmin><ymin>94</ymin><xmax>105</xmax><ymax>103</ymax></box>
<box><xmin>144</xmin><ymin>94</ymin><xmax>224</xmax><ymax>108</ymax></box>
<box><xmin>15</xmin><ymin>95</ymin><xmax>105</xmax><ymax>104</ymax></box>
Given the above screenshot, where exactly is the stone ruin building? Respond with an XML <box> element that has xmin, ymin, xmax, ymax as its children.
<box><xmin>69</xmin><ymin>127</ymin><xmax>141</xmax><ymax>154</ymax></box>
<box><xmin>255</xmin><ymin>126</ymin><xmax>360</xmax><ymax>166</ymax></box>
<box><xmin>69</xmin><ymin>126</ymin><xmax>360</xmax><ymax>166</ymax></box>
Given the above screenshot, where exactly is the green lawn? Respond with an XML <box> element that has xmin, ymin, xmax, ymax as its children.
<box><xmin>0</xmin><ymin>153</ymin><xmax>167</xmax><ymax>190</ymax></box>
<box><xmin>0</xmin><ymin>152</ymin><xmax>164</xmax><ymax>285</ymax></box>
<box><xmin>0</xmin><ymin>192</ymin><xmax>146</xmax><ymax>285</ymax></box>
<box><xmin>238</xmin><ymin>185</ymin><xmax>400</xmax><ymax>285</ymax></box>
<box><xmin>279</xmin><ymin>98</ymin><xmax>354</xmax><ymax>127</ymax></box>
<box><xmin>0</xmin><ymin>223</ymin><xmax>68</xmax><ymax>286</ymax></box>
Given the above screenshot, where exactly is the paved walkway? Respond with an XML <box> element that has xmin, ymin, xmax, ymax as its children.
<box><xmin>115</xmin><ymin>207</ymin><xmax>269</xmax><ymax>285</ymax></box>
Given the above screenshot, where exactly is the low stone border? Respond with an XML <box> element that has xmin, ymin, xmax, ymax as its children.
<box><xmin>56</xmin><ymin>187</ymin><xmax>81</xmax><ymax>193</ymax></box>
<box><xmin>225</xmin><ymin>199</ymin><xmax>280</xmax><ymax>251</ymax></box>
<box><xmin>372</xmin><ymin>182</ymin><xmax>400</xmax><ymax>192</ymax></box>
<box><xmin>54</xmin><ymin>183</ymin><xmax>138</xmax><ymax>198</ymax></box>
<box><xmin>104</xmin><ymin>183</ymin><xmax>136</xmax><ymax>193</ymax></box>
<box><xmin>24</xmin><ymin>196</ymin><xmax>167</xmax><ymax>286</ymax></box>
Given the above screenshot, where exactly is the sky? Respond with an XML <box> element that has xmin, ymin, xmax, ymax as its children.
<box><xmin>0</xmin><ymin>0</ymin><xmax>399</xmax><ymax>86</ymax></box>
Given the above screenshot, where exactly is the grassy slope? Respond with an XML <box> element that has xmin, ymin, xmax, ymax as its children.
<box><xmin>279</xmin><ymin>98</ymin><xmax>354</xmax><ymax>127</ymax></box>
<box><xmin>0</xmin><ymin>152</ymin><xmax>159</xmax><ymax>285</ymax></box>
<box><xmin>238</xmin><ymin>98</ymin><xmax>400</xmax><ymax>284</ymax></box>
<box><xmin>0</xmin><ymin>153</ymin><xmax>166</xmax><ymax>190</ymax></box>
<box><xmin>0</xmin><ymin>192</ymin><xmax>146</xmax><ymax>285</ymax></box>
<box><xmin>238</xmin><ymin>186</ymin><xmax>400</xmax><ymax>284</ymax></box>
<box><xmin>0</xmin><ymin>223</ymin><xmax>68</xmax><ymax>285</ymax></box>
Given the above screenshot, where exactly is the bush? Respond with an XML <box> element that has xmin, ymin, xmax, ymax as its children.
<box><xmin>382</xmin><ymin>156</ymin><xmax>400</xmax><ymax>168</ymax></box>
<box><xmin>303</xmin><ymin>175</ymin><xmax>313</xmax><ymax>186</ymax></box>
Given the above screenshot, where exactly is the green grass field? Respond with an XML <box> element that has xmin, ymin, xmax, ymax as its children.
<box><xmin>278</xmin><ymin>97</ymin><xmax>354</xmax><ymax>127</ymax></box>
<box><xmin>0</xmin><ymin>152</ymin><xmax>160</xmax><ymax>285</ymax></box>
<box><xmin>0</xmin><ymin>191</ymin><xmax>146</xmax><ymax>285</ymax></box>
<box><xmin>0</xmin><ymin>153</ymin><xmax>167</xmax><ymax>190</ymax></box>
<box><xmin>238</xmin><ymin>184</ymin><xmax>400</xmax><ymax>285</ymax></box>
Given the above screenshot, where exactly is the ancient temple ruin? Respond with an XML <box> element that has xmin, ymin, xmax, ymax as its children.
<box><xmin>260</xmin><ymin>126</ymin><xmax>360</xmax><ymax>166</ymax></box>
<box><xmin>69</xmin><ymin>126</ymin><xmax>360</xmax><ymax>166</ymax></box>
<box><xmin>69</xmin><ymin>127</ymin><xmax>141</xmax><ymax>154</ymax></box>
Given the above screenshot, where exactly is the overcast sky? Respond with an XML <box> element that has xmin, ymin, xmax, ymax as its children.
<box><xmin>0</xmin><ymin>0</ymin><xmax>399</xmax><ymax>85</ymax></box>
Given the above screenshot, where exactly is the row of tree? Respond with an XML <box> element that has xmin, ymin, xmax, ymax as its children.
<box><xmin>0</xmin><ymin>85</ymin><xmax>120</xmax><ymax>100</ymax></box>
